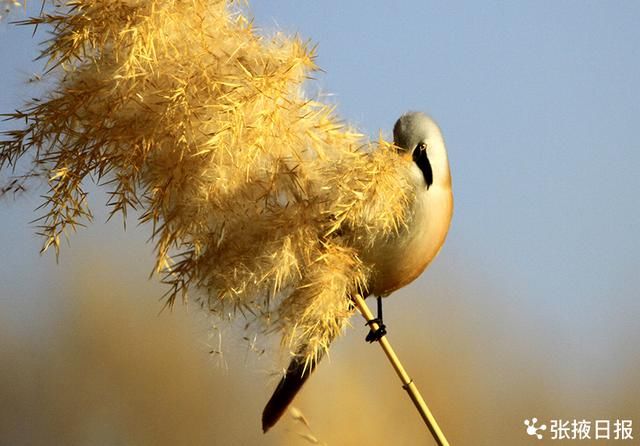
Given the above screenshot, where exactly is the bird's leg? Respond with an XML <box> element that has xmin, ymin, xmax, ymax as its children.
<box><xmin>365</xmin><ymin>296</ymin><xmax>387</xmax><ymax>343</ymax></box>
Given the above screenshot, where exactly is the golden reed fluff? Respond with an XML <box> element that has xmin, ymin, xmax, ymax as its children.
<box><xmin>1</xmin><ymin>0</ymin><xmax>416</xmax><ymax>374</ymax></box>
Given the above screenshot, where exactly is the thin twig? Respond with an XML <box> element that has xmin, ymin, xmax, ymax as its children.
<box><xmin>351</xmin><ymin>293</ymin><xmax>450</xmax><ymax>446</ymax></box>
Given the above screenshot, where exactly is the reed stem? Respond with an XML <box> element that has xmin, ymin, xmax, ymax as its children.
<box><xmin>351</xmin><ymin>293</ymin><xmax>450</xmax><ymax>446</ymax></box>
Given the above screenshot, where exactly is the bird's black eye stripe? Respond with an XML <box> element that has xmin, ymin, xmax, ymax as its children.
<box><xmin>413</xmin><ymin>143</ymin><xmax>433</xmax><ymax>189</ymax></box>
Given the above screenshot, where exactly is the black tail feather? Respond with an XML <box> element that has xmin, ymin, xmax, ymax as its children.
<box><xmin>262</xmin><ymin>354</ymin><xmax>319</xmax><ymax>432</ymax></box>
<box><xmin>262</xmin><ymin>297</ymin><xmax>362</xmax><ymax>432</ymax></box>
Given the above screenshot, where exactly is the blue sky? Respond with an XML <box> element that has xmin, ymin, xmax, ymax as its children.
<box><xmin>1</xmin><ymin>2</ymin><xmax>639</xmax><ymax>443</ymax></box>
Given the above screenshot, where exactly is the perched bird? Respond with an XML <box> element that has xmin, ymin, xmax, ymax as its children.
<box><xmin>262</xmin><ymin>111</ymin><xmax>454</xmax><ymax>432</ymax></box>
<box><xmin>0</xmin><ymin>1</ymin><xmax>452</xmax><ymax>435</ymax></box>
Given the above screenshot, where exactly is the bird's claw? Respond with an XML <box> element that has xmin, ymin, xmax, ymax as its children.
<box><xmin>365</xmin><ymin>318</ymin><xmax>387</xmax><ymax>343</ymax></box>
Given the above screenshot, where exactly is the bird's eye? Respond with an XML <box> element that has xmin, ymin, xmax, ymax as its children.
<box><xmin>416</xmin><ymin>142</ymin><xmax>427</xmax><ymax>151</ymax></box>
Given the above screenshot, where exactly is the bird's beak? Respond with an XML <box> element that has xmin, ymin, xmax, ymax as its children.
<box><xmin>393</xmin><ymin>144</ymin><xmax>413</xmax><ymax>160</ymax></box>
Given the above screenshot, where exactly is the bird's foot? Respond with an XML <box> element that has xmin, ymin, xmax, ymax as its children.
<box><xmin>365</xmin><ymin>318</ymin><xmax>387</xmax><ymax>343</ymax></box>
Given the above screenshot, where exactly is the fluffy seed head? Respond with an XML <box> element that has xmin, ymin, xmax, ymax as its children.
<box><xmin>0</xmin><ymin>0</ymin><xmax>416</xmax><ymax>365</ymax></box>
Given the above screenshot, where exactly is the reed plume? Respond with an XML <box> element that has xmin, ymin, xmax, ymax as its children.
<box><xmin>0</xmin><ymin>0</ymin><xmax>415</xmax><ymax>368</ymax></box>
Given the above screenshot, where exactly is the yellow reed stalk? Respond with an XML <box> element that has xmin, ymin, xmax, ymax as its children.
<box><xmin>351</xmin><ymin>293</ymin><xmax>450</xmax><ymax>446</ymax></box>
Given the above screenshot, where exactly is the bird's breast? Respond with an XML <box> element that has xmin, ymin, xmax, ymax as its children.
<box><xmin>363</xmin><ymin>181</ymin><xmax>453</xmax><ymax>297</ymax></box>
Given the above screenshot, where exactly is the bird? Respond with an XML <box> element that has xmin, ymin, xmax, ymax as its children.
<box><xmin>262</xmin><ymin>111</ymin><xmax>454</xmax><ymax>432</ymax></box>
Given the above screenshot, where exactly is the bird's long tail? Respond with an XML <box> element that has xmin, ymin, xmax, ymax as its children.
<box><xmin>262</xmin><ymin>289</ymin><xmax>364</xmax><ymax>432</ymax></box>
<box><xmin>262</xmin><ymin>349</ymin><xmax>323</xmax><ymax>432</ymax></box>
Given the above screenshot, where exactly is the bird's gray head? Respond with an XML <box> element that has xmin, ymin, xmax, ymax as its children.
<box><xmin>393</xmin><ymin>111</ymin><xmax>450</xmax><ymax>189</ymax></box>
